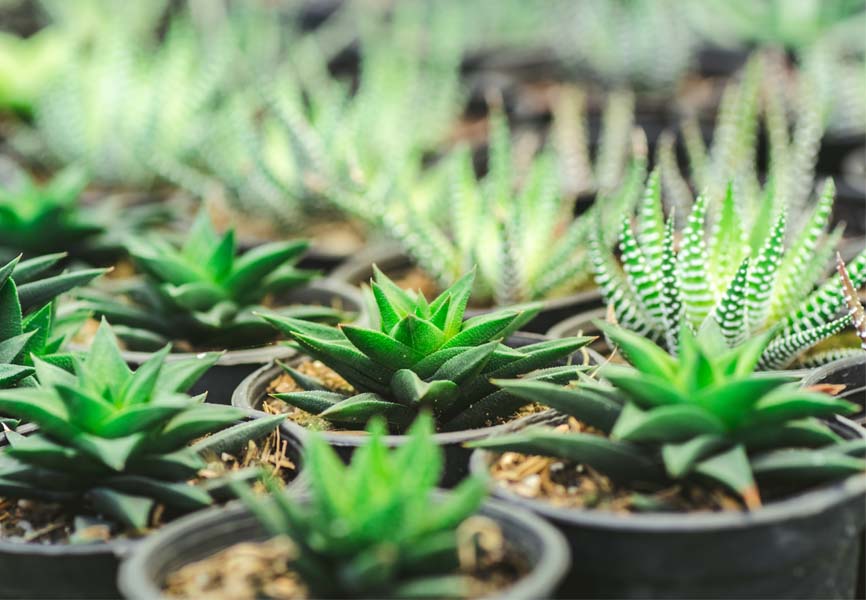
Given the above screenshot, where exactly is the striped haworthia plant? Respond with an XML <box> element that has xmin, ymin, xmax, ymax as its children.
<box><xmin>591</xmin><ymin>174</ymin><xmax>865</xmax><ymax>370</ymax></box>
<box><xmin>380</xmin><ymin>99</ymin><xmax>647</xmax><ymax>307</ymax></box>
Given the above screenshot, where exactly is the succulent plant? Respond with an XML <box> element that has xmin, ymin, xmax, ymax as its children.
<box><xmin>81</xmin><ymin>210</ymin><xmax>346</xmax><ymax>351</ymax></box>
<box><xmin>26</xmin><ymin>11</ymin><xmax>230</xmax><ymax>188</ymax></box>
<box><xmin>0</xmin><ymin>28</ymin><xmax>67</xmax><ymax>115</ymax></box>
<box><xmin>661</xmin><ymin>51</ymin><xmax>837</xmax><ymax>234</ymax></box>
<box><xmin>549</xmin><ymin>0</ymin><xmax>698</xmax><ymax>90</ymax></box>
<box><xmin>235</xmin><ymin>414</ymin><xmax>488</xmax><ymax>598</ymax></box>
<box><xmin>473</xmin><ymin>321</ymin><xmax>865</xmax><ymax>509</ymax></box>
<box><xmin>688</xmin><ymin>0</ymin><xmax>866</xmax><ymax>53</ymax></box>
<box><xmin>380</xmin><ymin>106</ymin><xmax>646</xmax><ymax>307</ymax></box>
<box><xmin>801</xmin><ymin>40</ymin><xmax>866</xmax><ymax>137</ymax></box>
<box><xmin>0</xmin><ymin>320</ymin><xmax>286</xmax><ymax>530</ymax></box>
<box><xmin>195</xmin><ymin>2</ymin><xmax>463</xmax><ymax>232</ymax></box>
<box><xmin>260</xmin><ymin>269</ymin><xmax>591</xmax><ymax>433</ymax></box>
<box><xmin>594</xmin><ymin>151</ymin><xmax>865</xmax><ymax>369</ymax></box>
<box><xmin>552</xmin><ymin>86</ymin><xmax>638</xmax><ymax>199</ymax></box>
<box><xmin>0</xmin><ymin>162</ymin><xmax>175</xmax><ymax>262</ymax></box>
<box><xmin>0</xmin><ymin>164</ymin><xmax>96</xmax><ymax>255</ymax></box>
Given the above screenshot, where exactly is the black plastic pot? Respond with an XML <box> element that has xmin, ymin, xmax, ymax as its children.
<box><xmin>117</xmin><ymin>492</ymin><xmax>571</xmax><ymax>600</ymax></box>
<box><xmin>470</xmin><ymin>415</ymin><xmax>866</xmax><ymax>599</ymax></box>
<box><xmin>119</xmin><ymin>279</ymin><xmax>365</xmax><ymax>405</ymax></box>
<box><xmin>232</xmin><ymin>332</ymin><xmax>593</xmax><ymax>487</ymax></box>
<box><xmin>801</xmin><ymin>354</ymin><xmax>866</xmax><ymax>424</ymax></box>
<box><xmin>0</xmin><ymin>414</ymin><xmax>304</xmax><ymax>599</ymax></box>
<box><xmin>331</xmin><ymin>243</ymin><xmax>603</xmax><ymax>334</ymax></box>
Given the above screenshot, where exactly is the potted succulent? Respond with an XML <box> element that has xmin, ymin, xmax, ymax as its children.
<box><xmin>234</xmin><ymin>268</ymin><xmax>592</xmax><ymax>485</ymax></box>
<box><xmin>549</xmin><ymin>168</ymin><xmax>866</xmax><ymax>371</ymax></box>
<box><xmin>333</xmin><ymin>106</ymin><xmax>647</xmax><ymax>333</ymax></box>
<box><xmin>0</xmin><ymin>321</ymin><xmax>301</xmax><ymax>599</ymax></box>
<box><xmin>0</xmin><ymin>162</ymin><xmax>171</xmax><ymax>264</ymax></box>
<box><xmin>470</xmin><ymin>320</ymin><xmax>866</xmax><ymax>598</ymax></box>
<box><xmin>79</xmin><ymin>210</ymin><xmax>363</xmax><ymax>404</ymax></box>
<box><xmin>118</xmin><ymin>414</ymin><xmax>570</xmax><ymax>600</ymax></box>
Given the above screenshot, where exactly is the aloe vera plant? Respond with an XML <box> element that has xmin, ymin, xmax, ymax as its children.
<box><xmin>81</xmin><ymin>210</ymin><xmax>345</xmax><ymax>351</ymax></box>
<box><xmin>0</xmin><ymin>321</ymin><xmax>287</xmax><ymax>530</ymax></box>
<box><xmin>473</xmin><ymin>320</ymin><xmax>865</xmax><ymax>509</ymax></box>
<box><xmin>235</xmin><ymin>414</ymin><xmax>488</xmax><ymax>598</ymax></box>
<box><xmin>260</xmin><ymin>269</ymin><xmax>591</xmax><ymax>433</ymax></box>
<box><xmin>381</xmin><ymin>106</ymin><xmax>646</xmax><ymax>307</ymax></box>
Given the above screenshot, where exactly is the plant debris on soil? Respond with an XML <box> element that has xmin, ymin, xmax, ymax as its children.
<box><xmin>195</xmin><ymin>426</ymin><xmax>297</xmax><ymax>490</ymax></box>
<box><xmin>489</xmin><ymin>419</ymin><xmax>744</xmax><ymax>513</ymax></box>
<box><xmin>162</xmin><ymin>517</ymin><xmax>527</xmax><ymax>599</ymax></box>
<box><xmin>0</xmin><ymin>430</ymin><xmax>295</xmax><ymax>545</ymax></box>
<box><xmin>265</xmin><ymin>359</ymin><xmax>550</xmax><ymax>433</ymax></box>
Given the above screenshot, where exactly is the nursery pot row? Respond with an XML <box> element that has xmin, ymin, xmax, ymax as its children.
<box><xmin>118</xmin><ymin>492</ymin><xmax>571</xmax><ymax>600</ymax></box>
<box><xmin>118</xmin><ymin>279</ymin><xmax>365</xmax><ymax>406</ymax></box>
<box><xmin>0</xmin><ymin>414</ymin><xmax>305</xmax><ymax>600</ymax></box>
<box><xmin>231</xmin><ymin>331</ymin><xmax>597</xmax><ymax>488</ymax></box>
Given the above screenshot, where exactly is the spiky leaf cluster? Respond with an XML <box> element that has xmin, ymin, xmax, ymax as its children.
<box><xmin>552</xmin><ymin>87</ymin><xmax>638</xmax><ymax>198</ymax></box>
<box><xmin>261</xmin><ymin>269</ymin><xmax>591</xmax><ymax>433</ymax></box>
<box><xmin>194</xmin><ymin>3</ymin><xmax>463</xmax><ymax>232</ymax></box>
<box><xmin>687</xmin><ymin>0</ymin><xmax>866</xmax><ymax>52</ymax></box>
<box><xmin>28</xmin><ymin>11</ymin><xmax>231</xmax><ymax>187</ymax></box>
<box><xmin>236</xmin><ymin>415</ymin><xmax>487</xmax><ymax>599</ymax></box>
<box><xmin>81</xmin><ymin>211</ymin><xmax>344</xmax><ymax>351</ymax></box>
<box><xmin>0</xmin><ymin>321</ymin><xmax>286</xmax><ymax>529</ymax></box>
<box><xmin>0</xmin><ymin>253</ymin><xmax>104</xmax><ymax>392</ymax></box>
<box><xmin>549</xmin><ymin>0</ymin><xmax>698</xmax><ymax>90</ymax></box>
<box><xmin>473</xmin><ymin>321</ymin><xmax>865</xmax><ymax>509</ymax></box>
<box><xmin>381</xmin><ymin>106</ymin><xmax>646</xmax><ymax>307</ymax></box>
<box><xmin>660</xmin><ymin>52</ymin><xmax>826</xmax><ymax>231</ymax></box>
<box><xmin>0</xmin><ymin>165</ymin><xmax>98</xmax><ymax>257</ymax></box>
<box><xmin>593</xmin><ymin>170</ymin><xmax>863</xmax><ymax>369</ymax></box>
<box><xmin>0</xmin><ymin>28</ymin><xmax>67</xmax><ymax>114</ymax></box>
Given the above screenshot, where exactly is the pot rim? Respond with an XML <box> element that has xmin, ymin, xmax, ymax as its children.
<box><xmin>77</xmin><ymin>279</ymin><xmax>366</xmax><ymax>366</ymax></box>
<box><xmin>232</xmin><ymin>332</ymin><xmax>596</xmax><ymax>448</ymax></box>
<box><xmin>800</xmin><ymin>353</ymin><xmax>866</xmax><ymax>388</ymax></box>
<box><xmin>469</xmin><ymin>414</ymin><xmax>866</xmax><ymax>532</ymax></box>
<box><xmin>117</xmin><ymin>490</ymin><xmax>571</xmax><ymax>600</ymax></box>
<box><xmin>235</xmin><ymin>360</ymin><xmax>565</xmax><ymax>448</ymax></box>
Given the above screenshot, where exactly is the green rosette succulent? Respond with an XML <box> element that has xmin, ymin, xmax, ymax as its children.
<box><xmin>260</xmin><ymin>268</ymin><xmax>591</xmax><ymax>433</ymax></box>
<box><xmin>0</xmin><ymin>321</ymin><xmax>286</xmax><ymax>530</ymax></box>
<box><xmin>235</xmin><ymin>414</ymin><xmax>488</xmax><ymax>599</ymax></box>
<box><xmin>472</xmin><ymin>320</ymin><xmax>865</xmax><ymax>509</ymax></box>
<box><xmin>81</xmin><ymin>210</ymin><xmax>347</xmax><ymax>351</ymax></box>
